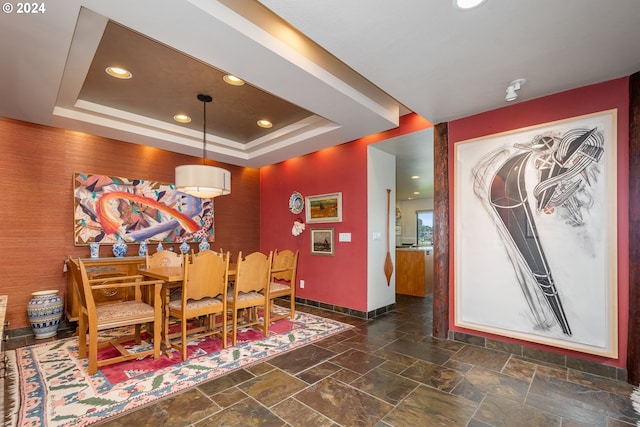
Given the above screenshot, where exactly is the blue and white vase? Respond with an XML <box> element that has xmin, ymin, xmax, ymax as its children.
<box><xmin>112</xmin><ymin>237</ymin><xmax>127</xmax><ymax>257</ymax></box>
<box><xmin>198</xmin><ymin>239</ymin><xmax>210</xmax><ymax>251</ymax></box>
<box><xmin>156</xmin><ymin>242</ymin><xmax>164</xmax><ymax>252</ymax></box>
<box><xmin>138</xmin><ymin>241</ymin><xmax>148</xmax><ymax>257</ymax></box>
<box><xmin>89</xmin><ymin>242</ymin><xmax>100</xmax><ymax>258</ymax></box>
<box><xmin>27</xmin><ymin>290</ymin><xmax>64</xmax><ymax>339</ymax></box>
<box><xmin>180</xmin><ymin>240</ymin><xmax>190</xmax><ymax>254</ymax></box>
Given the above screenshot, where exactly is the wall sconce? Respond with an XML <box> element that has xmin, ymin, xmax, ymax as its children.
<box><xmin>505</xmin><ymin>78</ymin><xmax>526</xmax><ymax>102</ymax></box>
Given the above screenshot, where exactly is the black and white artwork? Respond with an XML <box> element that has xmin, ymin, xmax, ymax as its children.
<box><xmin>454</xmin><ymin>110</ymin><xmax>618</xmax><ymax>357</ymax></box>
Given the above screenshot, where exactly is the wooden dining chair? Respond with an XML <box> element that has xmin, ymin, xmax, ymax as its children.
<box><xmin>166</xmin><ymin>250</ymin><xmax>229</xmax><ymax>360</ymax></box>
<box><xmin>145</xmin><ymin>248</ymin><xmax>185</xmax><ymax>342</ymax></box>
<box><xmin>268</xmin><ymin>249</ymin><xmax>299</xmax><ymax>322</ymax></box>
<box><xmin>226</xmin><ymin>251</ymin><xmax>272</xmax><ymax>346</ymax></box>
<box><xmin>67</xmin><ymin>257</ymin><xmax>164</xmax><ymax>375</ymax></box>
<box><xmin>145</xmin><ymin>250</ymin><xmax>184</xmax><ymax>269</ymax></box>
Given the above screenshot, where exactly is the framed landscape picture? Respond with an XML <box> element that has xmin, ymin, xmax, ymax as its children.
<box><xmin>305</xmin><ymin>192</ymin><xmax>342</xmax><ymax>223</ymax></box>
<box><xmin>311</xmin><ymin>228</ymin><xmax>335</xmax><ymax>256</ymax></box>
<box><xmin>454</xmin><ymin>109</ymin><xmax>618</xmax><ymax>357</ymax></box>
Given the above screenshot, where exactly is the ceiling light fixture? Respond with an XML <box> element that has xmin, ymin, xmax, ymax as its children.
<box><xmin>173</xmin><ymin>114</ymin><xmax>191</xmax><ymax>123</ymax></box>
<box><xmin>257</xmin><ymin>119</ymin><xmax>273</xmax><ymax>128</ymax></box>
<box><xmin>175</xmin><ymin>94</ymin><xmax>231</xmax><ymax>199</ymax></box>
<box><xmin>505</xmin><ymin>78</ymin><xmax>526</xmax><ymax>102</ymax></box>
<box><xmin>223</xmin><ymin>75</ymin><xmax>245</xmax><ymax>86</ymax></box>
<box><xmin>411</xmin><ymin>175</ymin><xmax>420</xmax><ymax>179</ymax></box>
<box><xmin>105</xmin><ymin>66</ymin><xmax>132</xmax><ymax>79</ymax></box>
<box><xmin>454</xmin><ymin>0</ymin><xmax>487</xmax><ymax>10</ymax></box>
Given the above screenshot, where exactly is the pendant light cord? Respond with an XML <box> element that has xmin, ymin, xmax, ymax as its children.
<box><xmin>198</xmin><ymin>93</ymin><xmax>213</xmax><ymax>166</ymax></box>
<box><xmin>202</xmin><ymin>97</ymin><xmax>207</xmax><ymax>165</ymax></box>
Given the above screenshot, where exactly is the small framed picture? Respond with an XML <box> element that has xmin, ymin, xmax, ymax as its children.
<box><xmin>310</xmin><ymin>228</ymin><xmax>335</xmax><ymax>256</ymax></box>
<box><xmin>305</xmin><ymin>192</ymin><xmax>342</xmax><ymax>223</ymax></box>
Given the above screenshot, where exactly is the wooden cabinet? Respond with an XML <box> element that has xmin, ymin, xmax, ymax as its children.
<box><xmin>65</xmin><ymin>256</ymin><xmax>146</xmax><ymax>321</ymax></box>
<box><xmin>395</xmin><ymin>248</ymin><xmax>433</xmax><ymax>297</ymax></box>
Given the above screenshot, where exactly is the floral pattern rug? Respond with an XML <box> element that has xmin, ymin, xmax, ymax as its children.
<box><xmin>10</xmin><ymin>309</ymin><xmax>352</xmax><ymax>427</ymax></box>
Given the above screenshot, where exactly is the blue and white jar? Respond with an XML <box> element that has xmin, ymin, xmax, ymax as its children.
<box><xmin>27</xmin><ymin>290</ymin><xmax>64</xmax><ymax>339</ymax></box>
<box><xmin>89</xmin><ymin>242</ymin><xmax>100</xmax><ymax>258</ymax></box>
<box><xmin>112</xmin><ymin>237</ymin><xmax>127</xmax><ymax>257</ymax></box>
<box><xmin>180</xmin><ymin>240</ymin><xmax>190</xmax><ymax>254</ymax></box>
<box><xmin>198</xmin><ymin>239</ymin><xmax>210</xmax><ymax>251</ymax></box>
<box><xmin>138</xmin><ymin>240</ymin><xmax>148</xmax><ymax>257</ymax></box>
<box><xmin>156</xmin><ymin>242</ymin><xmax>164</xmax><ymax>252</ymax></box>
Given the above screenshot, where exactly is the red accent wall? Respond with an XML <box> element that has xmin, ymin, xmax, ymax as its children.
<box><xmin>260</xmin><ymin>114</ymin><xmax>431</xmax><ymax>312</ymax></box>
<box><xmin>448</xmin><ymin>77</ymin><xmax>630</xmax><ymax>367</ymax></box>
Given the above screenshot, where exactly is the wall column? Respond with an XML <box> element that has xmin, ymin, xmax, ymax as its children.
<box><xmin>628</xmin><ymin>71</ymin><xmax>640</xmax><ymax>385</ymax></box>
<box><xmin>433</xmin><ymin>122</ymin><xmax>449</xmax><ymax>339</ymax></box>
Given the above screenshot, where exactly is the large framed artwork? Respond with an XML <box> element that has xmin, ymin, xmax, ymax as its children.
<box><xmin>305</xmin><ymin>192</ymin><xmax>342</xmax><ymax>223</ymax></box>
<box><xmin>454</xmin><ymin>110</ymin><xmax>618</xmax><ymax>357</ymax></box>
<box><xmin>73</xmin><ymin>172</ymin><xmax>215</xmax><ymax>245</ymax></box>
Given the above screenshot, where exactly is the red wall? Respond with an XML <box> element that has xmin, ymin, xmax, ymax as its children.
<box><xmin>260</xmin><ymin>114</ymin><xmax>431</xmax><ymax>312</ymax></box>
<box><xmin>448</xmin><ymin>77</ymin><xmax>630</xmax><ymax>367</ymax></box>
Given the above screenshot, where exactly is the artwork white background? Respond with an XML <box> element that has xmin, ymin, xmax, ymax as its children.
<box><xmin>454</xmin><ymin>111</ymin><xmax>617</xmax><ymax>355</ymax></box>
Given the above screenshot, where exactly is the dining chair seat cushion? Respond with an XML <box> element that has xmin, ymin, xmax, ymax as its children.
<box><xmin>168</xmin><ymin>297</ymin><xmax>222</xmax><ymax>311</ymax></box>
<box><xmin>96</xmin><ymin>301</ymin><xmax>154</xmax><ymax>321</ymax></box>
<box><xmin>227</xmin><ymin>291</ymin><xmax>263</xmax><ymax>303</ymax></box>
<box><xmin>270</xmin><ymin>282</ymin><xmax>291</xmax><ymax>293</ymax></box>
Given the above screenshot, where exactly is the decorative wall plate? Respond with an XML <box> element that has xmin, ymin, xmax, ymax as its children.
<box><xmin>289</xmin><ymin>191</ymin><xmax>304</xmax><ymax>214</ymax></box>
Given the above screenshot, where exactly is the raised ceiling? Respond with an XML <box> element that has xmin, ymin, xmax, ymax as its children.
<box><xmin>1</xmin><ymin>1</ymin><xmax>640</xmax><ymax>182</ymax></box>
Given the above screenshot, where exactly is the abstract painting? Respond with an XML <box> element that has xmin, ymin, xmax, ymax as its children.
<box><xmin>454</xmin><ymin>110</ymin><xmax>618</xmax><ymax>357</ymax></box>
<box><xmin>73</xmin><ymin>173</ymin><xmax>214</xmax><ymax>245</ymax></box>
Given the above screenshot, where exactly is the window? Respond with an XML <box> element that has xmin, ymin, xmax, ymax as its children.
<box><xmin>416</xmin><ymin>210</ymin><xmax>433</xmax><ymax>246</ymax></box>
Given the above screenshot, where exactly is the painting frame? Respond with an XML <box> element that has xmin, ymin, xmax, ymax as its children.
<box><xmin>305</xmin><ymin>192</ymin><xmax>342</xmax><ymax>223</ymax></box>
<box><xmin>310</xmin><ymin>228</ymin><xmax>335</xmax><ymax>256</ymax></box>
<box><xmin>453</xmin><ymin>109</ymin><xmax>618</xmax><ymax>358</ymax></box>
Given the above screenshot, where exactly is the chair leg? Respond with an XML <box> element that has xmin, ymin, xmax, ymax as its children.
<box><xmin>181</xmin><ymin>317</ymin><xmax>188</xmax><ymax>361</ymax></box>
<box><xmin>89</xmin><ymin>326</ymin><xmax>99</xmax><ymax>375</ymax></box>
<box><xmin>231</xmin><ymin>308</ymin><xmax>238</xmax><ymax>346</ymax></box>
<box><xmin>78</xmin><ymin>314</ymin><xmax>87</xmax><ymax>358</ymax></box>
<box><xmin>134</xmin><ymin>324</ymin><xmax>142</xmax><ymax>345</ymax></box>
<box><xmin>221</xmin><ymin>311</ymin><xmax>227</xmax><ymax>349</ymax></box>
<box><xmin>263</xmin><ymin>303</ymin><xmax>270</xmax><ymax>338</ymax></box>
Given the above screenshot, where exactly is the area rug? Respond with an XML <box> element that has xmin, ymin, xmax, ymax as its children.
<box><xmin>8</xmin><ymin>309</ymin><xmax>352</xmax><ymax>427</ymax></box>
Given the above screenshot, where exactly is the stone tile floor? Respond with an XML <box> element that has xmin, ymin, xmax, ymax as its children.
<box><xmin>6</xmin><ymin>295</ymin><xmax>639</xmax><ymax>426</ymax></box>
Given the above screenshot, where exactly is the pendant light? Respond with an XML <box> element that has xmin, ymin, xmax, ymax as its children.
<box><xmin>175</xmin><ymin>94</ymin><xmax>231</xmax><ymax>198</ymax></box>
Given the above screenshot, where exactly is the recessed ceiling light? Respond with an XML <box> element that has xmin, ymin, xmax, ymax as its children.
<box><xmin>223</xmin><ymin>75</ymin><xmax>245</xmax><ymax>86</ymax></box>
<box><xmin>411</xmin><ymin>175</ymin><xmax>420</xmax><ymax>180</ymax></box>
<box><xmin>257</xmin><ymin>119</ymin><xmax>273</xmax><ymax>128</ymax></box>
<box><xmin>173</xmin><ymin>114</ymin><xmax>191</xmax><ymax>123</ymax></box>
<box><xmin>413</xmin><ymin>191</ymin><xmax>420</xmax><ymax>195</ymax></box>
<box><xmin>454</xmin><ymin>0</ymin><xmax>487</xmax><ymax>10</ymax></box>
<box><xmin>105</xmin><ymin>66</ymin><xmax>132</xmax><ymax>79</ymax></box>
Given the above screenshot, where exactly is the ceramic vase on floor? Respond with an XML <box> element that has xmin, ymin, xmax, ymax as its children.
<box><xmin>27</xmin><ymin>290</ymin><xmax>64</xmax><ymax>339</ymax></box>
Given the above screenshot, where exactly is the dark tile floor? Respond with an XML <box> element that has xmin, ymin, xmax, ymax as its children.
<box><xmin>7</xmin><ymin>295</ymin><xmax>640</xmax><ymax>426</ymax></box>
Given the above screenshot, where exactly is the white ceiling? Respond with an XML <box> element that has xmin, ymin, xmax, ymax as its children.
<box><xmin>2</xmin><ymin>1</ymin><xmax>639</xmax><ymax>200</ymax></box>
